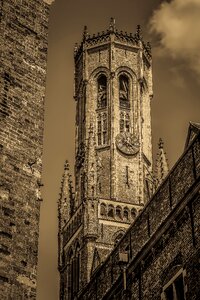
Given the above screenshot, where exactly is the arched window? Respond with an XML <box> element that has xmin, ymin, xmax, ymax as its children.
<box><xmin>97</xmin><ymin>75</ymin><xmax>107</xmax><ymax>109</ymax></box>
<box><xmin>116</xmin><ymin>206</ymin><xmax>122</xmax><ymax>219</ymax></box>
<box><xmin>131</xmin><ymin>208</ymin><xmax>137</xmax><ymax>220</ymax></box>
<box><xmin>108</xmin><ymin>205</ymin><xmax>114</xmax><ymax>218</ymax></box>
<box><xmin>100</xmin><ymin>203</ymin><xmax>107</xmax><ymax>216</ymax></box>
<box><xmin>123</xmin><ymin>207</ymin><xmax>130</xmax><ymax>221</ymax></box>
<box><xmin>119</xmin><ymin>74</ymin><xmax>130</xmax><ymax>108</ymax></box>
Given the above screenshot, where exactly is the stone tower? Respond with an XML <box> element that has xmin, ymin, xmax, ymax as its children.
<box><xmin>0</xmin><ymin>0</ymin><xmax>53</xmax><ymax>298</ymax></box>
<box><xmin>58</xmin><ymin>19</ymin><xmax>153</xmax><ymax>299</ymax></box>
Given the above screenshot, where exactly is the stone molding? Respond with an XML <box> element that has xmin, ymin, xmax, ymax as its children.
<box><xmin>43</xmin><ymin>0</ymin><xmax>55</xmax><ymax>5</ymax></box>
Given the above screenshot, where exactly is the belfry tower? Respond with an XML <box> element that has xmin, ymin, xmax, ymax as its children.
<box><xmin>58</xmin><ymin>19</ymin><xmax>153</xmax><ymax>299</ymax></box>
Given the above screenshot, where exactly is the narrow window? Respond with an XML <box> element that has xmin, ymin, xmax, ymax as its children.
<box><xmin>119</xmin><ymin>112</ymin><xmax>130</xmax><ymax>133</ymax></box>
<box><xmin>131</xmin><ymin>208</ymin><xmax>137</xmax><ymax>220</ymax></box>
<box><xmin>125</xmin><ymin>114</ymin><xmax>130</xmax><ymax>132</ymax></box>
<box><xmin>124</xmin><ymin>207</ymin><xmax>129</xmax><ymax>221</ymax></box>
<box><xmin>97</xmin><ymin>75</ymin><xmax>107</xmax><ymax>109</ymax></box>
<box><xmin>116</xmin><ymin>206</ymin><xmax>122</xmax><ymax>219</ymax></box>
<box><xmin>119</xmin><ymin>75</ymin><xmax>130</xmax><ymax>109</ymax></box>
<box><xmin>120</xmin><ymin>118</ymin><xmax>124</xmax><ymax>133</ymax></box>
<box><xmin>100</xmin><ymin>203</ymin><xmax>106</xmax><ymax>216</ymax></box>
<box><xmin>97</xmin><ymin>119</ymin><xmax>102</xmax><ymax>146</ymax></box>
<box><xmin>108</xmin><ymin>205</ymin><xmax>114</xmax><ymax>218</ymax></box>
<box><xmin>126</xmin><ymin>166</ymin><xmax>129</xmax><ymax>185</ymax></box>
<box><xmin>102</xmin><ymin>115</ymin><xmax>107</xmax><ymax>145</ymax></box>
<box><xmin>97</xmin><ymin>113</ymin><xmax>107</xmax><ymax>146</ymax></box>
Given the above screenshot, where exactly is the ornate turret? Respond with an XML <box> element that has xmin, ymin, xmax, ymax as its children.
<box><xmin>73</xmin><ymin>18</ymin><xmax>151</xmax><ymax>64</ymax></box>
<box><xmin>155</xmin><ymin>138</ymin><xmax>169</xmax><ymax>186</ymax></box>
<box><xmin>58</xmin><ymin>160</ymin><xmax>75</xmax><ymax>270</ymax></box>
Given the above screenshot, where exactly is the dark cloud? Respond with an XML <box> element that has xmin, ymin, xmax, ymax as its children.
<box><xmin>150</xmin><ymin>0</ymin><xmax>200</xmax><ymax>76</ymax></box>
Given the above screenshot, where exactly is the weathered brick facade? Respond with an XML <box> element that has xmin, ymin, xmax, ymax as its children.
<box><xmin>78</xmin><ymin>126</ymin><xmax>200</xmax><ymax>300</ymax></box>
<box><xmin>58</xmin><ymin>20</ymin><xmax>156</xmax><ymax>300</ymax></box>
<box><xmin>0</xmin><ymin>0</ymin><xmax>53</xmax><ymax>298</ymax></box>
<box><xmin>58</xmin><ymin>20</ymin><xmax>200</xmax><ymax>300</ymax></box>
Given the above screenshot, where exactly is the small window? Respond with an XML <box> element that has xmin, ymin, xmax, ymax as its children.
<box><xmin>119</xmin><ymin>112</ymin><xmax>130</xmax><ymax>133</ymax></box>
<box><xmin>108</xmin><ymin>205</ymin><xmax>114</xmax><ymax>218</ymax></box>
<box><xmin>120</xmin><ymin>118</ymin><xmax>124</xmax><ymax>133</ymax></box>
<box><xmin>97</xmin><ymin>75</ymin><xmax>107</xmax><ymax>109</ymax></box>
<box><xmin>124</xmin><ymin>207</ymin><xmax>129</xmax><ymax>221</ymax></box>
<box><xmin>97</xmin><ymin>113</ymin><xmax>107</xmax><ymax>146</ymax></box>
<box><xmin>162</xmin><ymin>270</ymin><xmax>186</xmax><ymax>300</ymax></box>
<box><xmin>131</xmin><ymin>208</ymin><xmax>137</xmax><ymax>220</ymax></box>
<box><xmin>116</xmin><ymin>206</ymin><xmax>122</xmax><ymax>219</ymax></box>
<box><xmin>119</xmin><ymin>75</ymin><xmax>130</xmax><ymax>109</ymax></box>
<box><xmin>100</xmin><ymin>203</ymin><xmax>106</xmax><ymax>216</ymax></box>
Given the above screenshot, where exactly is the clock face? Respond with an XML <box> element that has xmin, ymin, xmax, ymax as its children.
<box><xmin>116</xmin><ymin>132</ymin><xmax>139</xmax><ymax>155</ymax></box>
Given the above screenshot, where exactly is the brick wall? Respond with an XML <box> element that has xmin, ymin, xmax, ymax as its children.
<box><xmin>0</xmin><ymin>0</ymin><xmax>51</xmax><ymax>298</ymax></box>
<box><xmin>78</xmin><ymin>133</ymin><xmax>200</xmax><ymax>299</ymax></box>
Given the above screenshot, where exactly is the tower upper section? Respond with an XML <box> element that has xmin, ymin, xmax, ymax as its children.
<box><xmin>74</xmin><ymin>18</ymin><xmax>153</xmax><ymax>209</ymax></box>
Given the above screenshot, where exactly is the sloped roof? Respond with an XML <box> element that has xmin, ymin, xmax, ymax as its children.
<box><xmin>185</xmin><ymin>122</ymin><xmax>200</xmax><ymax>149</ymax></box>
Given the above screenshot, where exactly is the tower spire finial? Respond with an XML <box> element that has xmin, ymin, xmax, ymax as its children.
<box><xmin>136</xmin><ymin>24</ymin><xmax>142</xmax><ymax>40</ymax></box>
<box><xmin>158</xmin><ymin>138</ymin><xmax>164</xmax><ymax>149</ymax></box>
<box><xmin>83</xmin><ymin>25</ymin><xmax>89</xmax><ymax>41</ymax></box>
<box><xmin>109</xmin><ymin>17</ymin><xmax>116</xmax><ymax>33</ymax></box>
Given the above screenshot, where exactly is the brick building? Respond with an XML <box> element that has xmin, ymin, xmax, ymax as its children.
<box><xmin>58</xmin><ymin>20</ymin><xmax>200</xmax><ymax>300</ymax></box>
<box><xmin>0</xmin><ymin>0</ymin><xmax>53</xmax><ymax>298</ymax></box>
<box><xmin>78</xmin><ymin>122</ymin><xmax>200</xmax><ymax>300</ymax></box>
<box><xmin>58</xmin><ymin>19</ymin><xmax>157</xmax><ymax>299</ymax></box>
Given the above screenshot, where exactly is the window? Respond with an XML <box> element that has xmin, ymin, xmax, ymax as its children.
<box><xmin>100</xmin><ymin>203</ymin><xmax>106</xmax><ymax>216</ymax></box>
<box><xmin>97</xmin><ymin>75</ymin><xmax>107</xmax><ymax>109</ymax></box>
<box><xmin>116</xmin><ymin>206</ymin><xmax>122</xmax><ymax>219</ymax></box>
<box><xmin>119</xmin><ymin>74</ymin><xmax>130</xmax><ymax>108</ymax></box>
<box><xmin>123</xmin><ymin>207</ymin><xmax>129</xmax><ymax>221</ymax></box>
<box><xmin>119</xmin><ymin>112</ymin><xmax>130</xmax><ymax>133</ymax></box>
<box><xmin>162</xmin><ymin>269</ymin><xmax>186</xmax><ymax>300</ymax></box>
<box><xmin>131</xmin><ymin>208</ymin><xmax>137</xmax><ymax>220</ymax></box>
<box><xmin>97</xmin><ymin>113</ymin><xmax>107</xmax><ymax>146</ymax></box>
<box><xmin>108</xmin><ymin>205</ymin><xmax>114</xmax><ymax>218</ymax></box>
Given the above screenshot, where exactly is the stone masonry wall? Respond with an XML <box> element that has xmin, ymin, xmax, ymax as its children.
<box><xmin>78</xmin><ymin>133</ymin><xmax>200</xmax><ymax>299</ymax></box>
<box><xmin>0</xmin><ymin>0</ymin><xmax>51</xmax><ymax>298</ymax></box>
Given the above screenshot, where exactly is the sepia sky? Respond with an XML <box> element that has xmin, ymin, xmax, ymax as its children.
<box><xmin>36</xmin><ymin>0</ymin><xmax>200</xmax><ymax>299</ymax></box>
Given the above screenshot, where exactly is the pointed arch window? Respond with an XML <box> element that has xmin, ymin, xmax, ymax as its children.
<box><xmin>100</xmin><ymin>203</ymin><xmax>107</xmax><ymax>216</ymax></box>
<box><xmin>123</xmin><ymin>207</ymin><xmax>130</xmax><ymax>221</ymax></box>
<box><xmin>119</xmin><ymin>74</ymin><xmax>130</xmax><ymax>109</ymax></box>
<box><xmin>131</xmin><ymin>208</ymin><xmax>137</xmax><ymax>220</ymax></box>
<box><xmin>97</xmin><ymin>75</ymin><xmax>107</xmax><ymax>109</ymax></box>
<box><xmin>116</xmin><ymin>206</ymin><xmax>122</xmax><ymax>220</ymax></box>
<box><xmin>108</xmin><ymin>204</ymin><xmax>114</xmax><ymax>218</ymax></box>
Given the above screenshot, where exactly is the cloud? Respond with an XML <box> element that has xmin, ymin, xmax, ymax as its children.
<box><xmin>149</xmin><ymin>0</ymin><xmax>200</xmax><ymax>75</ymax></box>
